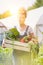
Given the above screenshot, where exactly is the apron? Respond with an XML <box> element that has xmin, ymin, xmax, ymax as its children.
<box><xmin>18</xmin><ymin>26</ymin><xmax>29</xmax><ymax>39</ymax></box>
<box><xmin>12</xmin><ymin>26</ymin><xmax>31</xmax><ymax>65</ymax></box>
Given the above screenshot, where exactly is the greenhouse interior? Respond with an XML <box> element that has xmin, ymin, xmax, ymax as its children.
<box><xmin>0</xmin><ymin>0</ymin><xmax>43</xmax><ymax>65</ymax></box>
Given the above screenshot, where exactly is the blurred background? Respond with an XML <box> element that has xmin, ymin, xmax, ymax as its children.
<box><xmin>0</xmin><ymin>0</ymin><xmax>43</xmax><ymax>45</ymax></box>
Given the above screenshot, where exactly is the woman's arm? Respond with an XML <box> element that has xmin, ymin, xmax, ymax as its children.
<box><xmin>27</xmin><ymin>26</ymin><xmax>35</xmax><ymax>37</ymax></box>
<box><xmin>27</xmin><ymin>26</ymin><xmax>38</xmax><ymax>43</ymax></box>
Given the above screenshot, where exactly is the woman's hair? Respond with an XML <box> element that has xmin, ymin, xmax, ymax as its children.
<box><xmin>18</xmin><ymin>7</ymin><xmax>27</xmax><ymax>17</ymax></box>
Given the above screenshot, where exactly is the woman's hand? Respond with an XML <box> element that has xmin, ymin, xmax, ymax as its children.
<box><xmin>2</xmin><ymin>43</ymin><xmax>6</xmax><ymax>48</ymax></box>
<box><xmin>31</xmin><ymin>36</ymin><xmax>38</xmax><ymax>44</ymax></box>
<box><xmin>2</xmin><ymin>39</ymin><xmax>6</xmax><ymax>48</ymax></box>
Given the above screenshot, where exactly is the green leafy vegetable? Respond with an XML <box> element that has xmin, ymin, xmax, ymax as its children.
<box><xmin>5</xmin><ymin>28</ymin><xmax>20</xmax><ymax>40</ymax></box>
<box><xmin>29</xmin><ymin>41</ymin><xmax>39</xmax><ymax>55</ymax></box>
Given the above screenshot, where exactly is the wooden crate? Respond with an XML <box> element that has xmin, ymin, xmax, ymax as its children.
<box><xmin>2</xmin><ymin>39</ymin><xmax>30</xmax><ymax>52</ymax></box>
<box><xmin>2</xmin><ymin>39</ymin><xmax>31</xmax><ymax>65</ymax></box>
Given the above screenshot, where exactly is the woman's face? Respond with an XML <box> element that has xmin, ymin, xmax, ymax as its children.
<box><xmin>18</xmin><ymin>8</ymin><xmax>26</xmax><ymax>24</ymax></box>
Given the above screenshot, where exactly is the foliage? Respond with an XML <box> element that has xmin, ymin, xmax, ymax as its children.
<box><xmin>0</xmin><ymin>11</ymin><xmax>12</xmax><ymax>19</ymax></box>
<box><xmin>28</xmin><ymin>0</ymin><xmax>43</xmax><ymax>11</ymax></box>
<box><xmin>33</xmin><ymin>45</ymin><xmax>43</xmax><ymax>65</ymax></box>
<box><xmin>29</xmin><ymin>41</ymin><xmax>39</xmax><ymax>59</ymax></box>
<box><xmin>0</xmin><ymin>47</ymin><xmax>13</xmax><ymax>65</ymax></box>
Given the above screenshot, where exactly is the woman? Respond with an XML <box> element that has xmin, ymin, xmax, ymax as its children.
<box><xmin>16</xmin><ymin>7</ymin><xmax>34</xmax><ymax>39</ymax></box>
<box><xmin>2</xmin><ymin>7</ymin><xmax>34</xmax><ymax>47</ymax></box>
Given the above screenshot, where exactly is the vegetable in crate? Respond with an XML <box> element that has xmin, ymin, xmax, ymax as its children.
<box><xmin>29</xmin><ymin>41</ymin><xmax>39</xmax><ymax>54</ymax></box>
<box><xmin>5</xmin><ymin>28</ymin><xmax>20</xmax><ymax>40</ymax></box>
<box><xmin>20</xmin><ymin>35</ymin><xmax>32</xmax><ymax>43</ymax></box>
